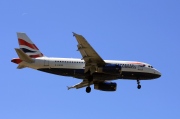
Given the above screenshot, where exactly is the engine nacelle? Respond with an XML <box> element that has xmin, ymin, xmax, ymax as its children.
<box><xmin>94</xmin><ymin>82</ymin><xmax>117</xmax><ymax>91</ymax></box>
<box><xmin>97</xmin><ymin>64</ymin><xmax>121</xmax><ymax>74</ymax></box>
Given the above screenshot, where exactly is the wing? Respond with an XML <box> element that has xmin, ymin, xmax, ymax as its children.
<box><xmin>67</xmin><ymin>80</ymin><xmax>104</xmax><ymax>90</ymax></box>
<box><xmin>67</xmin><ymin>80</ymin><xmax>92</xmax><ymax>90</ymax></box>
<box><xmin>73</xmin><ymin>32</ymin><xmax>105</xmax><ymax>73</ymax></box>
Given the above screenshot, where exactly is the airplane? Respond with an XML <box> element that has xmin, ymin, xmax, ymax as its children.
<box><xmin>11</xmin><ymin>32</ymin><xmax>161</xmax><ymax>93</ymax></box>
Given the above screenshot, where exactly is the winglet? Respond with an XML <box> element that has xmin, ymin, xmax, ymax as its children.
<box><xmin>67</xmin><ymin>86</ymin><xmax>74</xmax><ymax>90</ymax></box>
<box><xmin>72</xmin><ymin>32</ymin><xmax>76</xmax><ymax>36</ymax></box>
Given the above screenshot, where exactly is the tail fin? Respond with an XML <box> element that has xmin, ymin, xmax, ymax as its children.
<box><xmin>17</xmin><ymin>32</ymin><xmax>44</xmax><ymax>58</ymax></box>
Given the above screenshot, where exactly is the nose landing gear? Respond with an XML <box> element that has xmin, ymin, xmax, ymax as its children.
<box><xmin>137</xmin><ymin>80</ymin><xmax>141</xmax><ymax>89</ymax></box>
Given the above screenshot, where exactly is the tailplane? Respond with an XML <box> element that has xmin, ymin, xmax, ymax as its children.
<box><xmin>11</xmin><ymin>48</ymin><xmax>34</xmax><ymax>69</ymax></box>
<box><xmin>17</xmin><ymin>32</ymin><xmax>44</xmax><ymax>58</ymax></box>
<box><xmin>15</xmin><ymin>48</ymin><xmax>34</xmax><ymax>63</ymax></box>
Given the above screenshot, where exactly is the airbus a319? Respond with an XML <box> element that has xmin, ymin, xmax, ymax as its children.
<box><xmin>11</xmin><ymin>32</ymin><xmax>161</xmax><ymax>93</ymax></box>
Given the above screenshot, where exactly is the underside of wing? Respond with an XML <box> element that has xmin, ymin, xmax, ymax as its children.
<box><xmin>68</xmin><ymin>80</ymin><xmax>117</xmax><ymax>92</ymax></box>
<box><xmin>68</xmin><ymin>80</ymin><xmax>93</xmax><ymax>90</ymax></box>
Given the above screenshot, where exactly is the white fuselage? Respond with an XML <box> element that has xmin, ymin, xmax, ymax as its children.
<box><xmin>23</xmin><ymin>57</ymin><xmax>161</xmax><ymax>81</ymax></box>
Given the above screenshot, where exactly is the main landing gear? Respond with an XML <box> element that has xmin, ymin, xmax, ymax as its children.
<box><xmin>85</xmin><ymin>75</ymin><xmax>93</xmax><ymax>93</ymax></box>
<box><xmin>137</xmin><ymin>79</ymin><xmax>141</xmax><ymax>89</ymax></box>
<box><xmin>86</xmin><ymin>86</ymin><xmax>91</xmax><ymax>93</ymax></box>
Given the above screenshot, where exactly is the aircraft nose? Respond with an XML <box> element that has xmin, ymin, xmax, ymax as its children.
<box><xmin>155</xmin><ymin>70</ymin><xmax>161</xmax><ymax>78</ymax></box>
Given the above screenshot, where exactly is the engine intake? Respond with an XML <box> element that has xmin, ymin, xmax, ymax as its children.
<box><xmin>94</xmin><ymin>82</ymin><xmax>117</xmax><ymax>91</ymax></box>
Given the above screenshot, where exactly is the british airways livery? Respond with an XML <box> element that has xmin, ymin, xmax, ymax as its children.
<box><xmin>11</xmin><ymin>32</ymin><xmax>161</xmax><ymax>93</ymax></box>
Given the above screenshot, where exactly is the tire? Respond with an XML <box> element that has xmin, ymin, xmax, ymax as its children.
<box><xmin>137</xmin><ymin>85</ymin><xmax>141</xmax><ymax>89</ymax></box>
<box><xmin>86</xmin><ymin>86</ymin><xmax>91</xmax><ymax>93</ymax></box>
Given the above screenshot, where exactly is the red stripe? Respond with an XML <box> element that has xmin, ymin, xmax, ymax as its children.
<box><xmin>130</xmin><ymin>62</ymin><xmax>144</xmax><ymax>65</ymax></box>
<box><xmin>18</xmin><ymin>39</ymin><xmax>39</xmax><ymax>50</ymax></box>
<box><xmin>33</xmin><ymin>45</ymin><xmax>39</xmax><ymax>50</ymax></box>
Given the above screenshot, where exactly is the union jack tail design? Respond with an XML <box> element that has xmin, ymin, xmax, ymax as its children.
<box><xmin>17</xmin><ymin>32</ymin><xmax>44</xmax><ymax>58</ymax></box>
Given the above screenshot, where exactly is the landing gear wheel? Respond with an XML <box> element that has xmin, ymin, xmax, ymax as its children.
<box><xmin>137</xmin><ymin>85</ymin><xmax>141</xmax><ymax>89</ymax></box>
<box><xmin>86</xmin><ymin>86</ymin><xmax>91</xmax><ymax>93</ymax></box>
<box><xmin>137</xmin><ymin>79</ymin><xmax>141</xmax><ymax>89</ymax></box>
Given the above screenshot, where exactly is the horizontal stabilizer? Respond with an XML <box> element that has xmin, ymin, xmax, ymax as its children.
<box><xmin>15</xmin><ymin>48</ymin><xmax>34</xmax><ymax>63</ymax></box>
<box><xmin>17</xmin><ymin>65</ymin><xmax>26</xmax><ymax>69</ymax></box>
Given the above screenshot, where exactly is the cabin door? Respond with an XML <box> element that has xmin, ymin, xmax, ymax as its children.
<box><xmin>44</xmin><ymin>60</ymin><xmax>49</xmax><ymax>66</ymax></box>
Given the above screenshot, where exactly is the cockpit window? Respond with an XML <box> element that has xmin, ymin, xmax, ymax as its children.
<box><xmin>148</xmin><ymin>65</ymin><xmax>153</xmax><ymax>68</ymax></box>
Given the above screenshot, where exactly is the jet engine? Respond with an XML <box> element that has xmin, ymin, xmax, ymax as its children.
<box><xmin>97</xmin><ymin>64</ymin><xmax>121</xmax><ymax>74</ymax></box>
<box><xmin>94</xmin><ymin>82</ymin><xmax>117</xmax><ymax>91</ymax></box>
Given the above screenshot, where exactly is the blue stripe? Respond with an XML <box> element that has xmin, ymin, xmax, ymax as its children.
<box><xmin>21</xmin><ymin>48</ymin><xmax>36</xmax><ymax>53</ymax></box>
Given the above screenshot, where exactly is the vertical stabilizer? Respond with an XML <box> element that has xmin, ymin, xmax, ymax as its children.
<box><xmin>17</xmin><ymin>32</ymin><xmax>44</xmax><ymax>58</ymax></box>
